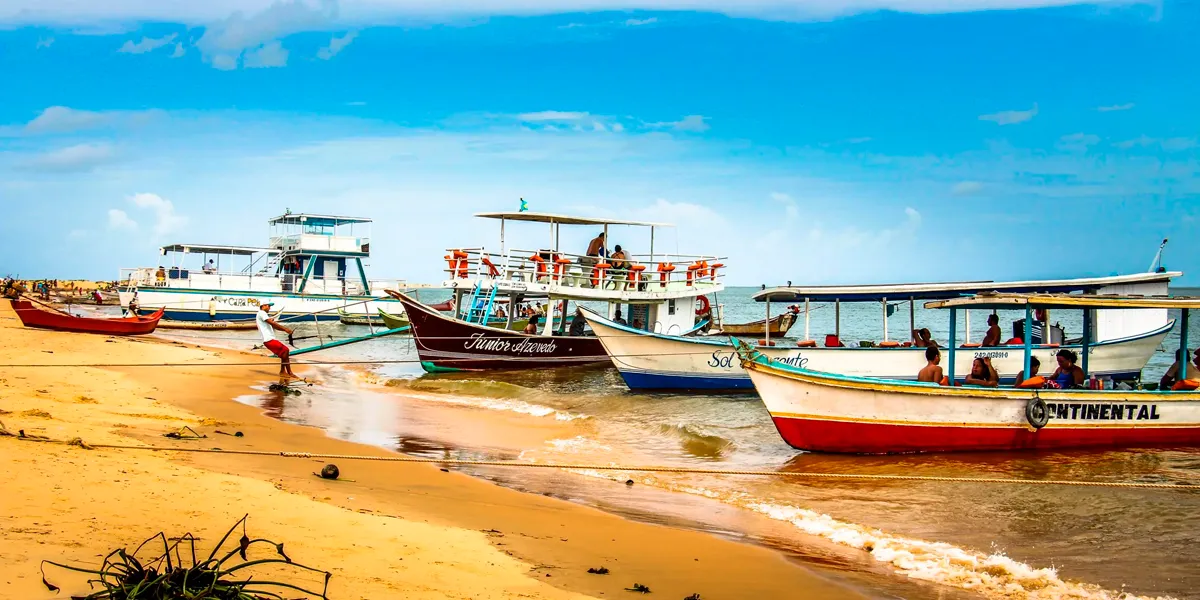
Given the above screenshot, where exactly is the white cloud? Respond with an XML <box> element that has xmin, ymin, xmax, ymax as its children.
<box><xmin>770</xmin><ymin>191</ymin><xmax>799</xmax><ymax>220</ymax></box>
<box><xmin>625</xmin><ymin>17</ymin><xmax>657</xmax><ymax>25</ymax></box>
<box><xmin>36</xmin><ymin>36</ymin><xmax>54</xmax><ymax>48</ymax></box>
<box><xmin>518</xmin><ymin>111</ymin><xmax>590</xmax><ymax>122</ymax></box>
<box><xmin>978</xmin><ymin>103</ymin><xmax>1038</xmax><ymax>125</ymax></box>
<box><xmin>25</xmin><ymin>106</ymin><xmax>107</xmax><ymax>133</ymax></box>
<box><xmin>673</xmin><ymin>115</ymin><xmax>710</xmax><ymax>132</ymax></box>
<box><xmin>170</xmin><ymin>42</ymin><xmax>186</xmax><ymax>58</ymax></box>
<box><xmin>0</xmin><ymin>0</ymin><xmax>1143</xmax><ymax>26</ymax></box>
<box><xmin>243</xmin><ymin>40</ymin><xmax>289</xmax><ymax>67</ymax></box>
<box><xmin>129</xmin><ymin>193</ymin><xmax>187</xmax><ymax>238</ymax></box>
<box><xmin>195</xmin><ymin>0</ymin><xmax>333</xmax><ymax>69</ymax></box>
<box><xmin>316</xmin><ymin>30</ymin><xmax>357</xmax><ymax>59</ymax></box>
<box><xmin>118</xmin><ymin>33</ymin><xmax>177</xmax><ymax>54</ymax></box>
<box><xmin>1097</xmin><ymin>103</ymin><xmax>1135</xmax><ymax>112</ymax></box>
<box><xmin>951</xmin><ymin>181</ymin><xmax>983</xmax><ymax>195</ymax></box>
<box><xmin>21</xmin><ymin>143</ymin><xmax>117</xmax><ymax>172</ymax></box>
<box><xmin>1056</xmin><ymin>132</ymin><xmax>1100</xmax><ymax>152</ymax></box>
<box><xmin>107</xmin><ymin>209</ymin><xmax>138</xmax><ymax>231</ymax></box>
<box><xmin>1114</xmin><ymin>135</ymin><xmax>1198</xmax><ymax>152</ymax></box>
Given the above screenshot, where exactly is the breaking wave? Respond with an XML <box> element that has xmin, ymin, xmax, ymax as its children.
<box><xmin>657</xmin><ymin>423</ymin><xmax>736</xmax><ymax>458</ymax></box>
<box><xmin>556</xmin><ymin>468</ymin><xmax>1175</xmax><ymax>600</ymax></box>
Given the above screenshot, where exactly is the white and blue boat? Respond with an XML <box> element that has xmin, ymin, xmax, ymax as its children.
<box><xmin>583</xmin><ymin>272</ymin><xmax>1180</xmax><ymax>391</ymax></box>
<box><xmin>118</xmin><ymin>212</ymin><xmax>407</xmax><ymax>322</ymax></box>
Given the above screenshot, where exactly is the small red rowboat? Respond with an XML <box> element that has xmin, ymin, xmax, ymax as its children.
<box><xmin>10</xmin><ymin>299</ymin><xmax>164</xmax><ymax>335</ymax></box>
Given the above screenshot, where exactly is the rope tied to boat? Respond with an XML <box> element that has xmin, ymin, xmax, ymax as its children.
<box><xmin>4</xmin><ymin>435</ymin><xmax>1196</xmax><ymax>492</ymax></box>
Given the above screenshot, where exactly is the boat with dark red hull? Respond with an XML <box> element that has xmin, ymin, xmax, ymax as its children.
<box><xmin>403</xmin><ymin>210</ymin><xmax>726</xmax><ymax>372</ymax></box>
<box><xmin>11</xmin><ymin>299</ymin><xmax>164</xmax><ymax>335</ymax></box>
<box><xmin>395</xmin><ymin>292</ymin><xmax>608</xmax><ymax>371</ymax></box>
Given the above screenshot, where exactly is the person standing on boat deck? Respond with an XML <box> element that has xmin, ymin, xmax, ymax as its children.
<box><xmin>256</xmin><ymin>302</ymin><xmax>298</xmax><ymax>381</ymax></box>
<box><xmin>523</xmin><ymin>314</ymin><xmax>541</xmax><ymax>335</ymax></box>
<box><xmin>155</xmin><ymin>266</ymin><xmax>166</xmax><ymax>287</ymax></box>
<box><xmin>582</xmin><ymin>232</ymin><xmax>606</xmax><ymax>267</ymax></box>
<box><xmin>1047</xmin><ymin>349</ymin><xmax>1085</xmax><ymax>389</ymax></box>
<box><xmin>1015</xmin><ymin>357</ymin><xmax>1041</xmax><ymax>386</ymax></box>
<box><xmin>569</xmin><ymin>307</ymin><xmax>587</xmax><ymax>336</ymax></box>
<box><xmin>963</xmin><ymin>357</ymin><xmax>999</xmax><ymax>387</ymax></box>
<box><xmin>981</xmin><ymin>314</ymin><xmax>1002</xmax><ymax>347</ymax></box>
<box><xmin>1160</xmin><ymin>348</ymin><xmax>1200</xmax><ymax>389</ymax></box>
<box><xmin>613</xmin><ymin>307</ymin><xmax>628</xmax><ymax>326</ymax></box>
<box><xmin>917</xmin><ymin>347</ymin><xmax>944</xmax><ymax>383</ymax></box>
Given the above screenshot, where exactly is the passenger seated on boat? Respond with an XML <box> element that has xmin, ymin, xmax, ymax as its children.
<box><xmin>1014</xmin><ymin>357</ymin><xmax>1040</xmax><ymax>386</ymax></box>
<box><xmin>917</xmin><ymin>347</ymin><xmax>944</xmax><ymax>383</ymax></box>
<box><xmin>202</xmin><ymin>260</ymin><xmax>217</xmax><ymax>274</ymax></box>
<box><xmin>911</xmin><ymin>328</ymin><xmax>939</xmax><ymax>348</ymax></box>
<box><xmin>613</xmin><ymin>307</ymin><xmax>628</xmax><ymax>326</ymax></box>
<box><xmin>631</xmin><ymin>318</ymin><xmax>644</xmax><ymax>330</ymax></box>
<box><xmin>981</xmin><ymin>314</ymin><xmax>1002</xmax><ymax>347</ymax></box>
<box><xmin>608</xmin><ymin>245</ymin><xmax>630</xmax><ymax>289</ymax></box>
<box><xmin>1046</xmin><ymin>349</ymin><xmax>1085</xmax><ymax>389</ymax></box>
<box><xmin>1160</xmin><ymin>348</ymin><xmax>1200</xmax><ymax>389</ymax></box>
<box><xmin>963</xmin><ymin>357</ymin><xmax>999</xmax><ymax>387</ymax></box>
<box><xmin>155</xmin><ymin>266</ymin><xmax>166</xmax><ymax>286</ymax></box>
<box><xmin>523</xmin><ymin>314</ymin><xmax>541</xmax><ymax>335</ymax></box>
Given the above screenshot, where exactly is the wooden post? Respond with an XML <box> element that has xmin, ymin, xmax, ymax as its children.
<box><xmin>764</xmin><ymin>296</ymin><xmax>771</xmax><ymax>347</ymax></box>
<box><xmin>882</xmin><ymin>297</ymin><xmax>889</xmax><ymax>342</ymax></box>
<box><xmin>948</xmin><ymin>308</ymin><xmax>958</xmax><ymax>383</ymax></box>
<box><xmin>1081</xmin><ymin>307</ymin><xmax>1091</xmax><ymax>379</ymax></box>
<box><xmin>835</xmin><ymin>299</ymin><xmax>840</xmax><ymax>342</ymax></box>
<box><xmin>804</xmin><ymin>297</ymin><xmax>810</xmax><ymax>341</ymax></box>
<box><xmin>909</xmin><ymin>297</ymin><xmax>915</xmax><ymax>341</ymax></box>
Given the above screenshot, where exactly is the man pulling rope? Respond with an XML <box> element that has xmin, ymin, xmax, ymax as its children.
<box><xmin>255</xmin><ymin>301</ymin><xmax>301</xmax><ymax>382</ymax></box>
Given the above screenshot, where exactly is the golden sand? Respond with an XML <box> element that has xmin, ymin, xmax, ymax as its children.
<box><xmin>0</xmin><ymin>302</ymin><xmax>858</xmax><ymax>599</ymax></box>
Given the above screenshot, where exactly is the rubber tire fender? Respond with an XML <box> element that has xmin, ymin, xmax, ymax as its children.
<box><xmin>1025</xmin><ymin>396</ymin><xmax>1050</xmax><ymax>430</ymax></box>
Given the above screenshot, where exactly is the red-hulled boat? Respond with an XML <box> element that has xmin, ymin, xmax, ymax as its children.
<box><xmin>394</xmin><ymin>292</ymin><xmax>609</xmax><ymax>372</ymax></box>
<box><xmin>11</xmin><ymin>299</ymin><xmax>164</xmax><ymax>335</ymax></box>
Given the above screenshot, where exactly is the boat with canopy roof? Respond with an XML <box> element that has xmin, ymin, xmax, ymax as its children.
<box><xmin>397</xmin><ymin>210</ymin><xmax>723</xmax><ymax>372</ymax></box>
<box><xmin>582</xmin><ymin>271</ymin><xmax>1179</xmax><ymax>390</ymax></box>
<box><xmin>735</xmin><ymin>292</ymin><xmax>1200</xmax><ymax>454</ymax></box>
<box><xmin>117</xmin><ymin>213</ymin><xmax>406</xmax><ymax>322</ymax></box>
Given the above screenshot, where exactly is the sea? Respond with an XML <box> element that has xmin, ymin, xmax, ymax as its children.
<box><xmin>145</xmin><ymin>286</ymin><xmax>1200</xmax><ymax>600</ymax></box>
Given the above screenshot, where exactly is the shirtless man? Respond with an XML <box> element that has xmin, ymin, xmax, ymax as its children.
<box><xmin>917</xmin><ymin>347</ymin><xmax>944</xmax><ymax>383</ymax></box>
<box><xmin>981</xmin><ymin>314</ymin><xmax>1002</xmax><ymax>347</ymax></box>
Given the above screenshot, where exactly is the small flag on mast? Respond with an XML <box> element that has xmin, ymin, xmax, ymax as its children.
<box><xmin>519</xmin><ymin>197</ymin><xmax>528</xmax><ymax>212</ymax></box>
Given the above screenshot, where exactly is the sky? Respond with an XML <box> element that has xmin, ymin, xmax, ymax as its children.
<box><xmin>1</xmin><ymin>0</ymin><xmax>1198</xmax><ymax>286</ymax></box>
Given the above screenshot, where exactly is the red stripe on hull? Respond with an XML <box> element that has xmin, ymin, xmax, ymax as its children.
<box><xmin>770</xmin><ymin>416</ymin><xmax>1200</xmax><ymax>454</ymax></box>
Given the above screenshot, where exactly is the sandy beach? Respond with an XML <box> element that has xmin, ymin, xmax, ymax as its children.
<box><xmin>0</xmin><ymin>301</ymin><xmax>860</xmax><ymax>600</ymax></box>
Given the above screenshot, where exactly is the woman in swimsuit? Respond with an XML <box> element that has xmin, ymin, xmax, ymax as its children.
<box><xmin>1048</xmin><ymin>349</ymin><xmax>1085</xmax><ymax>389</ymax></box>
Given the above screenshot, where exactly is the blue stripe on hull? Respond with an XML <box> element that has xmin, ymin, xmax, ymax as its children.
<box><xmin>619</xmin><ymin>370</ymin><xmax>753</xmax><ymax>391</ymax></box>
<box><xmin>155</xmin><ymin>309</ymin><xmax>340</xmax><ymax>322</ymax></box>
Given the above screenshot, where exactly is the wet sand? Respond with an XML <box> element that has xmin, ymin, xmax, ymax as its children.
<box><xmin>0</xmin><ymin>302</ymin><xmax>863</xmax><ymax>599</ymax></box>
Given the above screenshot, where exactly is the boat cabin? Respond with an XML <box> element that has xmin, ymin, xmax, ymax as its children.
<box><xmin>753</xmin><ymin>272</ymin><xmax>1180</xmax><ymax>349</ymax></box>
<box><xmin>120</xmin><ymin>213</ymin><xmax>401</xmax><ymax>297</ymax></box>
<box><xmin>441</xmin><ymin>211</ymin><xmax>726</xmax><ymax>335</ymax></box>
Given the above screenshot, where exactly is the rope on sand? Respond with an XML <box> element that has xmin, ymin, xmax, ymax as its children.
<box><xmin>5</xmin><ymin>435</ymin><xmax>1196</xmax><ymax>491</ymax></box>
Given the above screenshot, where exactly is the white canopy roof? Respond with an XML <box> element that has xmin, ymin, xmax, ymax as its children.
<box><xmin>475</xmin><ymin>211</ymin><xmax>672</xmax><ymax>227</ymax></box>
<box><xmin>754</xmin><ymin>271</ymin><xmax>1182</xmax><ymax>302</ymax></box>
<box><xmin>159</xmin><ymin>244</ymin><xmax>277</xmax><ymax>256</ymax></box>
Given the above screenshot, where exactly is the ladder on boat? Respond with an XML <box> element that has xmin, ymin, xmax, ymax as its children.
<box><xmin>464</xmin><ymin>283</ymin><xmax>498</xmax><ymax>324</ymax></box>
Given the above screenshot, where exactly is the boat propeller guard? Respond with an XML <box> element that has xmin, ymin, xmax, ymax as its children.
<box><xmin>1025</xmin><ymin>395</ymin><xmax>1050</xmax><ymax>429</ymax></box>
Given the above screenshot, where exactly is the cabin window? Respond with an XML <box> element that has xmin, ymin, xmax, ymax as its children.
<box><xmin>668</xmin><ymin>299</ymin><xmax>676</xmax><ymax>316</ymax></box>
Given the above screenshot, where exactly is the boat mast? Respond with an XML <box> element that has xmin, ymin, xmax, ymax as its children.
<box><xmin>882</xmin><ymin>297</ymin><xmax>889</xmax><ymax>342</ymax></box>
<box><xmin>948</xmin><ymin>309</ymin><xmax>958</xmax><ymax>383</ymax></box>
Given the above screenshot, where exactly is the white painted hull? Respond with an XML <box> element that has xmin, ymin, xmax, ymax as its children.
<box><xmin>582</xmin><ymin>308</ymin><xmax>1172</xmax><ymax>391</ymax></box>
<box><xmin>741</xmin><ymin>353</ymin><xmax>1200</xmax><ymax>454</ymax></box>
<box><xmin>119</xmin><ymin>287</ymin><xmax>404</xmax><ymax>322</ymax></box>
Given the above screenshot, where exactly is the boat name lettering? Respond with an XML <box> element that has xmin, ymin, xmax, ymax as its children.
<box><xmin>708</xmin><ymin>351</ymin><xmax>736</xmax><ymax>369</ymax></box>
<box><xmin>774</xmin><ymin>356</ymin><xmax>810</xmax><ymax>369</ymax></box>
<box><xmin>464</xmin><ymin>333</ymin><xmax>557</xmax><ymax>354</ymax></box>
<box><xmin>974</xmin><ymin>351</ymin><xmax>1009</xmax><ymax>359</ymax></box>
<box><xmin>1044</xmin><ymin>402</ymin><xmax>1160</xmax><ymax>421</ymax></box>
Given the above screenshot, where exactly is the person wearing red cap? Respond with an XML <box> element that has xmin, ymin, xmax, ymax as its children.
<box><xmin>256</xmin><ymin>301</ymin><xmax>298</xmax><ymax>380</ymax></box>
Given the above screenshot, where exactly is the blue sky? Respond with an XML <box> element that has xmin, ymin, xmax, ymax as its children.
<box><xmin>1</xmin><ymin>0</ymin><xmax>1198</xmax><ymax>286</ymax></box>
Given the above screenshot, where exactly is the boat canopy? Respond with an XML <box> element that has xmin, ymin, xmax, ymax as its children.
<box><xmin>926</xmin><ymin>293</ymin><xmax>1200</xmax><ymax>311</ymax></box>
<box><xmin>474</xmin><ymin>211</ymin><xmax>672</xmax><ymax>228</ymax></box>
<box><xmin>159</xmin><ymin>244</ymin><xmax>277</xmax><ymax>256</ymax></box>
<box><xmin>754</xmin><ymin>272</ymin><xmax>1182</xmax><ymax>303</ymax></box>
<box><xmin>268</xmin><ymin>214</ymin><xmax>372</xmax><ymax>227</ymax></box>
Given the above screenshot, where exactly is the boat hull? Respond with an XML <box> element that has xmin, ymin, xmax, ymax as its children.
<box><xmin>394</xmin><ymin>293</ymin><xmax>608</xmax><ymax>372</ymax></box>
<box><xmin>157</xmin><ymin>319</ymin><xmax>258</xmax><ymax>331</ymax></box>
<box><xmin>715</xmin><ymin>312</ymin><xmax>797</xmax><ymax>337</ymax></box>
<box><xmin>743</xmin><ymin>355</ymin><xmax>1200</xmax><ymax>454</ymax></box>
<box><xmin>11</xmin><ymin>300</ymin><xmax>163</xmax><ymax>335</ymax></box>
<box><xmin>582</xmin><ymin>309</ymin><xmax>1170</xmax><ymax>391</ymax></box>
<box><xmin>119</xmin><ymin>288</ymin><xmax>404</xmax><ymax>322</ymax></box>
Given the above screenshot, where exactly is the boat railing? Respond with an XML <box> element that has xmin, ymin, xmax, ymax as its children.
<box><xmin>443</xmin><ymin>248</ymin><xmax>726</xmax><ymax>291</ymax></box>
